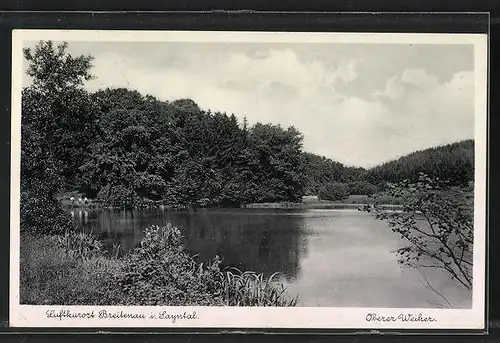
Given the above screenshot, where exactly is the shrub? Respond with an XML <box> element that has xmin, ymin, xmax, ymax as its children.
<box><xmin>318</xmin><ymin>182</ymin><xmax>349</xmax><ymax>201</ymax></box>
<box><xmin>114</xmin><ymin>224</ymin><xmax>225</xmax><ymax>306</ymax></box>
<box><xmin>20</xmin><ymin>181</ymin><xmax>74</xmax><ymax>235</ymax></box>
<box><xmin>347</xmin><ymin>181</ymin><xmax>378</xmax><ymax>196</ymax></box>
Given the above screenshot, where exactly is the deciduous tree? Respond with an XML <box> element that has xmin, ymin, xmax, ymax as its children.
<box><xmin>364</xmin><ymin>173</ymin><xmax>473</xmax><ymax>290</ymax></box>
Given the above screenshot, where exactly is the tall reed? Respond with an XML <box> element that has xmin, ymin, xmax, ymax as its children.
<box><xmin>217</xmin><ymin>268</ymin><xmax>297</xmax><ymax>306</ymax></box>
<box><xmin>52</xmin><ymin>230</ymin><xmax>104</xmax><ymax>259</ymax></box>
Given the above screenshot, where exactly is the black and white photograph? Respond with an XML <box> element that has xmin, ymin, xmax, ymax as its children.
<box><xmin>9</xmin><ymin>30</ymin><xmax>487</xmax><ymax>329</ymax></box>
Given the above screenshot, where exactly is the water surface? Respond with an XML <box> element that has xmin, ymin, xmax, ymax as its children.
<box><xmin>72</xmin><ymin>208</ymin><xmax>471</xmax><ymax>308</ymax></box>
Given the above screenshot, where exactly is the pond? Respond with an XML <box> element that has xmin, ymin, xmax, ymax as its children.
<box><xmin>71</xmin><ymin>208</ymin><xmax>471</xmax><ymax>308</ymax></box>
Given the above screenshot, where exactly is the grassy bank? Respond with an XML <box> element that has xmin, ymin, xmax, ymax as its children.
<box><xmin>20</xmin><ymin>225</ymin><xmax>297</xmax><ymax>307</ymax></box>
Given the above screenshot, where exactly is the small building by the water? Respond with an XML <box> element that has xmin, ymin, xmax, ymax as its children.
<box><xmin>302</xmin><ymin>195</ymin><xmax>319</xmax><ymax>203</ymax></box>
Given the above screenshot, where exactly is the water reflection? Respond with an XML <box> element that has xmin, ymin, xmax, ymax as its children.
<box><xmin>180</xmin><ymin>209</ymin><xmax>308</xmax><ymax>280</ymax></box>
<box><xmin>74</xmin><ymin>208</ymin><xmax>308</xmax><ymax>280</ymax></box>
<box><xmin>72</xmin><ymin>208</ymin><xmax>472</xmax><ymax>308</ymax></box>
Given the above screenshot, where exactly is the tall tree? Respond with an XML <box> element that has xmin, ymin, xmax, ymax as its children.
<box><xmin>247</xmin><ymin>124</ymin><xmax>306</xmax><ymax>202</ymax></box>
<box><xmin>80</xmin><ymin>91</ymin><xmax>176</xmax><ymax>207</ymax></box>
<box><xmin>21</xmin><ymin>41</ymin><xmax>95</xmax><ymax>232</ymax></box>
<box><xmin>22</xmin><ymin>41</ymin><xmax>96</xmax><ymax>191</ymax></box>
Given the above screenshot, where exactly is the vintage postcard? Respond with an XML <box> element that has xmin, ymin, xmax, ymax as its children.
<box><xmin>9</xmin><ymin>29</ymin><xmax>487</xmax><ymax>330</ymax></box>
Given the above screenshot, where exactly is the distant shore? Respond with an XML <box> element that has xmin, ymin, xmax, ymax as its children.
<box><xmin>60</xmin><ymin>194</ymin><xmax>403</xmax><ymax>211</ymax></box>
<box><xmin>242</xmin><ymin>202</ymin><xmax>402</xmax><ymax>210</ymax></box>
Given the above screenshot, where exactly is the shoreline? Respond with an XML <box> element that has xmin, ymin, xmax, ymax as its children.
<box><xmin>60</xmin><ymin>193</ymin><xmax>402</xmax><ymax>211</ymax></box>
<box><xmin>63</xmin><ymin>201</ymin><xmax>402</xmax><ymax>211</ymax></box>
<box><xmin>242</xmin><ymin>202</ymin><xmax>402</xmax><ymax>210</ymax></box>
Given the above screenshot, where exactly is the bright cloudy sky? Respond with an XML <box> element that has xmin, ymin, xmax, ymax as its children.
<box><xmin>23</xmin><ymin>40</ymin><xmax>475</xmax><ymax>167</ymax></box>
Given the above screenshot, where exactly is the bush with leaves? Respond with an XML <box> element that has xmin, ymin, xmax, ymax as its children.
<box><xmin>21</xmin><ymin>223</ymin><xmax>298</xmax><ymax>306</ymax></box>
<box><xmin>20</xmin><ymin>179</ymin><xmax>74</xmax><ymax>235</ymax></box>
<box><xmin>348</xmin><ymin>181</ymin><xmax>378</xmax><ymax>196</ymax></box>
<box><xmin>318</xmin><ymin>182</ymin><xmax>350</xmax><ymax>201</ymax></box>
<box><xmin>114</xmin><ymin>224</ymin><xmax>225</xmax><ymax>306</ymax></box>
<box><xmin>364</xmin><ymin>173</ymin><xmax>473</xmax><ymax>290</ymax></box>
<box><xmin>53</xmin><ymin>230</ymin><xmax>106</xmax><ymax>260</ymax></box>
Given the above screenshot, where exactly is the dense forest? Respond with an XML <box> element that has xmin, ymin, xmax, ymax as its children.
<box><xmin>364</xmin><ymin>140</ymin><xmax>474</xmax><ymax>187</ymax></box>
<box><xmin>20</xmin><ymin>41</ymin><xmax>475</xmax><ymax>212</ymax></box>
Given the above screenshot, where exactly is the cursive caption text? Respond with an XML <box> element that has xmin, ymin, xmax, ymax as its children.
<box><xmin>365</xmin><ymin>312</ymin><xmax>437</xmax><ymax>323</ymax></box>
<box><xmin>46</xmin><ymin>309</ymin><xmax>199</xmax><ymax>323</ymax></box>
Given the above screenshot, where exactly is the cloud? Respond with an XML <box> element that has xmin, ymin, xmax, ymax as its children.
<box><xmin>373</xmin><ymin>68</ymin><xmax>440</xmax><ymax>100</ymax></box>
<box><xmin>367</xmin><ymin>68</ymin><xmax>474</xmax><ymax>165</ymax></box>
<box><xmin>334</xmin><ymin>60</ymin><xmax>359</xmax><ymax>83</ymax></box>
<box><xmin>400</xmin><ymin>69</ymin><xmax>439</xmax><ymax>89</ymax></box>
<box><xmin>215</xmin><ymin>49</ymin><xmax>357</xmax><ymax>100</ymax></box>
<box><xmin>372</xmin><ymin>76</ymin><xmax>405</xmax><ymax>100</ymax></box>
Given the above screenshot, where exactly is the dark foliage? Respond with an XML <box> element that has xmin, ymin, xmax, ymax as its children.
<box><xmin>21</xmin><ymin>225</ymin><xmax>297</xmax><ymax>306</ymax></box>
<box><xmin>303</xmin><ymin>140</ymin><xmax>474</xmax><ymax>196</ymax></box>
<box><xmin>20</xmin><ymin>178</ymin><xmax>74</xmax><ymax>235</ymax></box>
<box><xmin>301</xmin><ymin>152</ymin><xmax>365</xmax><ymax>195</ymax></box>
<box><xmin>81</xmin><ymin>89</ymin><xmax>306</xmax><ymax>208</ymax></box>
<box><xmin>116</xmin><ymin>224</ymin><xmax>225</xmax><ymax>306</ymax></box>
<box><xmin>21</xmin><ymin>41</ymin><xmax>95</xmax><ymax>233</ymax></box>
<box><xmin>21</xmin><ymin>41</ymin><xmax>306</xmax><ymax>212</ymax></box>
<box><xmin>365</xmin><ymin>140</ymin><xmax>474</xmax><ymax>187</ymax></box>
<box><xmin>347</xmin><ymin>181</ymin><xmax>378</xmax><ymax>196</ymax></box>
<box><xmin>318</xmin><ymin>182</ymin><xmax>350</xmax><ymax>201</ymax></box>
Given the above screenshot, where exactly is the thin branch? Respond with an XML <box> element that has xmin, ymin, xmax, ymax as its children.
<box><xmin>439</xmin><ymin>239</ymin><xmax>472</xmax><ymax>289</ymax></box>
<box><xmin>416</xmin><ymin>269</ymin><xmax>453</xmax><ymax>308</ymax></box>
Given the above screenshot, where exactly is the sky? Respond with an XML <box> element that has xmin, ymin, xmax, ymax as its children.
<box><xmin>22</xmin><ymin>40</ymin><xmax>475</xmax><ymax>168</ymax></box>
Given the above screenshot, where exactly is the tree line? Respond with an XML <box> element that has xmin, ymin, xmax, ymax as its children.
<box><xmin>364</xmin><ymin>140</ymin><xmax>474</xmax><ymax>187</ymax></box>
<box><xmin>20</xmin><ymin>41</ymin><xmax>475</xmax><ymax>217</ymax></box>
